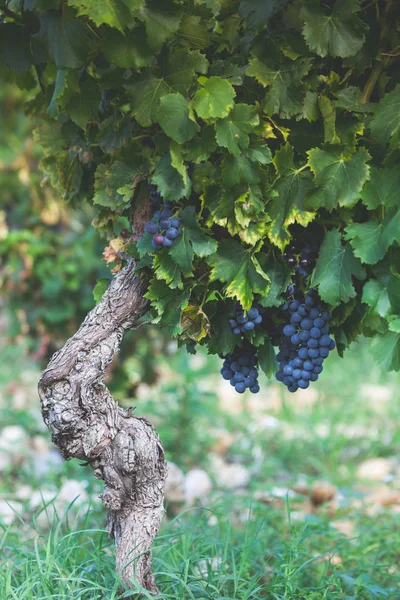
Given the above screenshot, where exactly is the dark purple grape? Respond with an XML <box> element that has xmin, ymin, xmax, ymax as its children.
<box><xmin>321</xmin><ymin>311</ymin><xmax>331</xmax><ymax>322</ymax></box>
<box><xmin>276</xmin><ymin>371</ymin><xmax>284</xmax><ymax>382</ymax></box>
<box><xmin>283</xmin><ymin>324</ymin><xmax>296</xmax><ymax>337</ymax></box>
<box><xmin>290</xmin><ymin>313</ymin><xmax>302</xmax><ymax>325</ymax></box>
<box><xmin>154</xmin><ymin>234</ymin><xmax>164</xmax><ymax>244</ymax></box>
<box><xmin>165</xmin><ymin>227</ymin><xmax>179</xmax><ymax>240</ymax></box>
<box><xmin>300</xmin><ymin>318</ymin><xmax>313</xmax><ymax>330</ymax></box>
<box><xmin>303</xmin><ymin>360</ymin><xmax>314</xmax><ymax>371</ymax></box>
<box><xmin>235</xmin><ymin>382</ymin><xmax>246</xmax><ymax>393</ymax></box>
<box><xmin>160</xmin><ymin>219</ymin><xmax>171</xmax><ymax>230</ymax></box>
<box><xmin>314</xmin><ymin>317</ymin><xmax>325</xmax><ymax>328</ymax></box>
<box><xmin>160</xmin><ymin>208</ymin><xmax>173</xmax><ymax>219</ymax></box>
<box><xmin>287</xmin><ymin>257</ymin><xmax>296</xmax><ymax>266</ymax></box>
<box><xmin>298</xmin><ymin>379</ymin><xmax>309</xmax><ymax>389</ymax></box>
<box><xmin>254</xmin><ymin>315</ymin><xmax>262</xmax><ymax>324</ymax></box>
<box><xmin>222</xmin><ymin>370</ymin><xmax>233</xmax><ymax>380</ymax></box>
<box><xmin>152</xmin><ymin>239</ymin><xmax>162</xmax><ymax>250</ymax></box>
<box><xmin>299</xmin><ymin>330</ymin><xmax>310</xmax><ymax>342</ymax></box>
<box><xmin>170</xmin><ymin>217</ymin><xmax>181</xmax><ymax>228</ymax></box>
<box><xmin>319</xmin><ymin>335</ymin><xmax>331</xmax><ymax>347</ymax></box>
<box><xmin>247</xmin><ymin>307</ymin><xmax>259</xmax><ymax>320</ymax></box>
<box><xmin>233</xmin><ymin>372</ymin><xmax>245</xmax><ymax>383</ymax></box>
<box><xmin>162</xmin><ymin>237</ymin><xmax>173</xmax><ymax>247</ymax></box>
<box><xmin>310</xmin><ymin>327</ymin><xmax>321</xmax><ymax>339</ymax></box>
<box><xmin>298</xmin><ymin>347</ymin><xmax>308</xmax><ymax>360</ymax></box>
<box><xmin>243</xmin><ymin>321</ymin><xmax>255</xmax><ymax>331</ymax></box>
<box><xmin>145</xmin><ymin>221</ymin><xmax>159</xmax><ymax>234</ymax></box>
<box><xmin>250</xmin><ymin>384</ymin><xmax>260</xmax><ymax>393</ymax></box>
<box><xmin>307</xmin><ymin>338</ymin><xmax>318</xmax><ymax>348</ymax></box>
<box><xmin>301</xmin><ymin>370</ymin><xmax>311</xmax><ymax>380</ymax></box>
<box><xmin>319</xmin><ymin>347</ymin><xmax>329</xmax><ymax>358</ymax></box>
<box><xmin>298</xmin><ymin>304</ymin><xmax>309</xmax><ymax>317</ymax></box>
<box><xmin>244</xmin><ymin>376</ymin><xmax>255</xmax><ymax>387</ymax></box>
<box><xmin>291</xmin><ymin>334</ymin><xmax>301</xmax><ymax>345</ymax></box>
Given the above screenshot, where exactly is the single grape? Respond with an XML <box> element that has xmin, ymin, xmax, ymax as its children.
<box><xmin>242</xmin><ymin>366</ymin><xmax>250</xmax><ymax>376</ymax></box>
<box><xmin>307</xmin><ymin>338</ymin><xmax>318</xmax><ymax>349</ymax></box>
<box><xmin>283</xmin><ymin>364</ymin><xmax>293</xmax><ymax>376</ymax></box>
<box><xmin>162</xmin><ymin>237</ymin><xmax>173</xmax><ymax>247</ymax></box>
<box><xmin>286</xmin><ymin>284</ymin><xmax>295</xmax><ymax>295</ymax></box>
<box><xmin>170</xmin><ymin>217</ymin><xmax>181</xmax><ymax>228</ymax></box>
<box><xmin>291</xmin><ymin>334</ymin><xmax>301</xmax><ymax>345</ymax></box>
<box><xmin>160</xmin><ymin>219</ymin><xmax>171</xmax><ymax>229</ymax></box>
<box><xmin>299</xmin><ymin>330</ymin><xmax>310</xmax><ymax>342</ymax></box>
<box><xmin>310</xmin><ymin>327</ymin><xmax>321</xmax><ymax>339</ymax></box>
<box><xmin>314</xmin><ymin>317</ymin><xmax>325</xmax><ymax>328</ymax></box>
<box><xmin>235</xmin><ymin>382</ymin><xmax>246</xmax><ymax>393</ymax></box>
<box><xmin>305</xmin><ymin>295</ymin><xmax>314</xmax><ymax>307</ymax></box>
<box><xmin>321</xmin><ymin>311</ymin><xmax>331</xmax><ymax>322</ymax></box>
<box><xmin>292</xmin><ymin>369</ymin><xmax>302</xmax><ymax>380</ymax></box>
<box><xmin>283</xmin><ymin>376</ymin><xmax>292</xmax><ymax>386</ymax></box>
<box><xmin>160</xmin><ymin>208</ymin><xmax>173</xmax><ymax>219</ymax></box>
<box><xmin>233</xmin><ymin>327</ymin><xmax>241</xmax><ymax>334</ymax></box>
<box><xmin>276</xmin><ymin>371</ymin><xmax>284</xmax><ymax>382</ymax></box>
<box><xmin>329</xmin><ymin>339</ymin><xmax>336</xmax><ymax>350</ymax></box>
<box><xmin>152</xmin><ymin>240</ymin><xmax>162</xmax><ymax>250</ymax></box>
<box><xmin>153</xmin><ymin>210</ymin><xmax>161</xmax><ymax>220</ymax></box>
<box><xmin>244</xmin><ymin>376</ymin><xmax>255</xmax><ymax>387</ymax></box>
<box><xmin>289</xmin><ymin>301</ymin><xmax>299</xmax><ymax>312</ymax></box>
<box><xmin>287</xmin><ymin>257</ymin><xmax>296</xmax><ymax>266</ymax></box>
<box><xmin>303</xmin><ymin>360</ymin><xmax>314</xmax><ymax>371</ymax></box>
<box><xmin>237</xmin><ymin>314</ymin><xmax>248</xmax><ymax>324</ymax></box>
<box><xmin>310</xmin><ymin>373</ymin><xmax>318</xmax><ymax>382</ymax></box>
<box><xmin>293</xmin><ymin>357</ymin><xmax>303</xmax><ymax>368</ymax></box>
<box><xmin>290</xmin><ymin>313</ymin><xmax>302</xmax><ymax>325</ymax></box>
<box><xmin>230</xmin><ymin>378</ymin><xmax>235</xmax><ymax>386</ymax></box>
<box><xmin>309</xmin><ymin>308</ymin><xmax>320</xmax><ymax>319</ymax></box>
<box><xmin>165</xmin><ymin>227</ymin><xmax>179</xmax><ymax>239</ymax></box>
<box><xmin>298</xmin><ymin>304</ymin><xmax>309</xmax><ymax>317</ymax></box>
<box><xmin>249</xmin><ymin>368</ymin><xmax>258</xmax><ymax>378</ymax></box>
<box><xmin>298</xmin><ymin>379</ymin><xmax>309</xmax><ymax>389</ymax></box>
<box><xmin>231</xmin><ymin>361</ymin><xmax>240</xmax><ymax>372</ymax></box>
<box><xmin>301</xmin><ymin>370</ymin><xmax>311</xmax><ymax>380</ymax></box>
<box><xmin>233</xmin><ymin>372</ymin><xmax>245</xmax><ymax>383</ymax></box>
<box><xmin>247</xmin><ymin>307</ymin><xmax>259</xmax><ymax>320</ymax></box>
<box><xmin>287</xmin><ymin>385</ymin><xmax>298</xmax><ymax>393</ymax></box>
<box><xmin>145</xmin><ymin>221</ymin><xmax>159</xmax><ymax>234</ymax></box>
<box><xmin>254</xmin><ymin>315</ymin><xmax>262</xmax><ymax>324</ymax></box>
<box><xmin>298</xmin><ymin>347</ymin><xmax>308</xmax><ymax>360</ymax></box>
<box><xmin>313</xmin><ymin>365</ymin><xmax>323</xmax><ymax>374</ymax></box>
<box><xmin>229</xmin><ymin>319</ymin><xmax>237</xmax><ymax>328</ymax></box>
<box><xmin>283</xmin><ymin>324</ymin><xmax>296</xmax><ymax>337</ymax></box>
<box><xmin>222</xmin><ymin>370</ymin><xmax>233</xmax><ymax>380</ymax></box>
<box><xmin>319</xmin><ymin>347</ymin><xmax>329</xmax><ymax>358</ymax></box>
<box><xmin>319</xmin><ymin>334</ymin><xmax>331</xmax><ymax>347</ymax></box>
<box><xmin>300</xmin><ymin>318</ymin><xmax>313</xmax><ymax>330</ymax></box>
<box><xmin>154</xmin><ymin>234</ymin><xmax>164</xmax><ymax>244</ymax></box>
<box><xmin>308</xmin><ymin>348</ymin><xmax>319</xmax><ymax>359</ymax></box>
<box><xmin>250</xmin><ymin>384</ymin><xmax>260</xmax><ymax>393</ymax></box>
<box><xmin>313</xmin><ymin>357</ymin><xmax>324</xmax><ymax>366</ymax></box>
<box><xmin>243</xmin><ymin>321</ymin><xmax>255</xmax><ymax>331</ymax></box>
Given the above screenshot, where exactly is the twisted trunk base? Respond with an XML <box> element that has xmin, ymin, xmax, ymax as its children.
<box><xmin>38</xmin><ymin>260</ymin><xmax>166</xmax><ymax>595</ymax></box>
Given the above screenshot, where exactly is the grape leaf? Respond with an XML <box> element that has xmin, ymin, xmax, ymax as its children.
<box><xmin>311</xmin><ymin>229</ymin><xmax>365</xmax><ymax>307</ymax></box>
<box><xmin>370</xmin><ymin>331</ymin><xmax>400</xmax><ymax>371</ymax></box>
<box><xmin>68</xmin><ymin>0</ymin><xmax>142</xmax><ymax>33</ymax></box>
<box><xmin>246</xmin><ymin>56</ymin><xmax>312</xmax><ymax>118</ymax></box>
<box><xmin>221</xmin><ymin>144</ymin><xmax>272</xmax><ymax>185</ymax></box>
<box><xmin>192</xmin><ymin>76</ymin><xmax>236</xmax><ymax>120</ymax></box>
<box><xmin>362</xmin><ymin>280</ymin><xmax>391</xmax><ymax>318</ymax></box>
<box><xmin>137</xmin><ymin>0</ymin><xmax>182</xmax><ymax>51</ymax></box>
<box><xmin>215</xmin><ymin>103</ymin><xmax>259</xmax><ymax>155</ymax></box>
<box><xmin>152</xmin><ymin>153</ymin><xmax>191</xmax><ymax>201</ymax></box>
<box><xmin>360</xmin><ymin>167</ymin><xmax>400</xmax><ymax>210</ymax></box>
<box><xmin>306</xmin><ymin>147</ymin><xmax>370</xmax><ymax>210</ymax></box>
<box><xmin>64</xmin><ymin>75</ymin><xmax>101</xmax><ymax>130</ymax></box>
<box><xmin>257</xmin><ymin>252</ymin><xmax>292</xmax><ymax>307</ymax></box>
<box><xmin>169</xmin><ymin>206</ymin><xmax>217</xmax><ymax>276</ymax></box>
<box><xmin>93</xmin><ymin>161</ymin><xmax>145</xmax><ymax>209</ymax></box>
<box><xmin>266</xmin><ymin>144</ymin><xmax>314</xmax><ymax>250</ymax></box>
<box><xmin>369</xmin><ymin>84</ymin><xmax>400</xmax><ymax>147</ymax></box>
<box><xmin>144</xmin><ymin>279</ymin><xmax>190</xmax><ymax>335</ymax></box>
<box><xmin>177</xmin><ymin>15</ymin><xmax>212</xmax><ymax>49</ymax></box>
<box><xmin>34</xmin><ymin>11</ymin><xmax>89</xmax><ymax>68</ymax></box>
<box><xmin>258</xmin><ymin>338</ymin><xmax>277</xmax><ymax>378</ymax></box>
<box><xmin>126</xmin><ymin>48</ymin><xmax>208</xmax><ymax>126</ymax></box>
<box><xmin>207</xmin><ymin>239</ymin><xmax>270</xmax><ymax>310</ymax></box>
<box><xmin>344</xmin><ymin>211</ymin><xmax>400</xmax><ymax>265</ymax></box>
<box><xmin>0</xmin><ymin>23</ymin><xmax>33</xmax><ymax>72</ymax></box>
<box><xmin>239</xmin><ymin>0</ymin><xmax>285</xmax><ymax>28</ymax></box>
<box><xmin>153</xmin><ymin>253</ymin><xmax>183</xmax><ymax>289</ymax></box>
<box><xmin>101</xmin><ymin>26</ymin><xmax>152</xmax><ymax>68</ymax></box>
<box><xmin>93</xmin><ymin>278</ymin><xmax>110</xmax><ymax>303</ymax></box>
<box><xmin>156</xmin><ymin>93</ymin><xmax>197</xmax><ymax>144</ymax></box>
<box><xmin>300</xmin><ymin>0</ymin><xmax>366</xmax><ymax>58</ymax></box>
<box><xmin>181</xmin><ymin>304</ymin><xmax>210</xmax><ymax>342</ymax></box>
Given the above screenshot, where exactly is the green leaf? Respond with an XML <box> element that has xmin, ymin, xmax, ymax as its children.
<box><xmin>0</xmin><ymin>23</ymin><xmax>33</xmax><ymax>72</ymax></box>
<box><xmin>151</xmin><ymin>152</ymin><xmax>190</xmax><ymax>201</ymax></box>
<box><xmin>344</xmin><ymin>211</ymin><xmax>400</xmax><ymax>265</ymax></box>
<box><xmin>300</xmin><ymin>0</ymin><xmax>366</xmax><ymax>58</ymax></box>
<box><xmin>215</xmin><ymin>103</ymin><xmax>259</xmax><ymax>155</ymax></box>
<box><xmin>126</xmin><ymin>48</ymin><xmax>208</xmax><ymax>127</ymax></box>
<box><xmin>93</xmin><ymin>278</ymin><xmax>110</xmax><ymax>303</ymax></box>
<box><xmin>311</xmin><ymin>229</ymin><xmax>365</xmax><ymax>307</ymax></box>
<box><xmin>93</xmin><ymin>161</ymin><xmax>144</xmax><ymax>209</ymax></box>
<box><xmin>156</xmin><ymin>93</ymin><xmax>197</xmax><ymax>144</ymax></box>
<box><xmin>306</xmin><ymin>147</ymin><xmax>370</xmax><ymax>210</ymax></box>
<box><xmin>153</xmin><ymin>253</ymin><xmax>183</xmax><ymax>289</ymax></box>
<box><xmin>239</xmin><ymin>0</ymin><xmax>283</xmax><ymax>28</ymax></box>
<box><xmin>177</xmin><ymin>15</ymin><xmax>212</xmax><ymax>49</ymax></box>
<box><xmin>137</xmin><ymin>0</ymin><xmax>182</xmax><ymax>51</ymax></box>
<box><xmin>101</xmin><ymin>26</ymin><xmax>152</xmax><ymax>68</ymax></box>
<box><xmin>388</xmin><ymin>316</ymin><xmax>400</xmax><ymax>334</ymax></box>
<box><xmin>318</xmin><ymin>95</ymin><xmax>340</xmax><ymax>144</ymax></box>
<box><xmin>362</xmin><ymin>280</ymin><xmax>391</xmax><ymax>318</ymax></box>
<box><xmin>221</xmin><ymin>144</ymin><xmax>272</xmax><ymax>185</ymax></box>
<box><xmin>192</xmin><ymin>76</ymin><xmax>236</xmax><ymax>120</ymax></box>
<box><xmin>144</xmin><ymin>279</ymin><xmax>190</xmax><ymax>335</ymax></box>
<box><xmin>266</xmin><ymin>144</ymin><xmax>314</xmax><ymax>250</ymax></box>
<box><xmin>47</xmin><ymin>68</ymin><xmax>67</xmax><ymax>117</ymax></box>
<box><xmin>34</xmin><ymin>11</ymin><xmax>89</xmax><ymax>68</ymax></box>
<box><xmin>258</xmin><ymin>338</ymin><xmax>276</xmax><ymax>378</ymax></box>
<box><xmin>68</xmin><ymin>0</ymin><xmax>141</xmax><ymax>33</ymax></box>
<box><xmin>65</xmin><ymin>75</ymin><xmax>101</xmax><ymax>130</ymax></box>
<box><xmin>207</xmin><ymin>239</ymin><xmax>270</xmax><ymax>310</ymax></box>
<box><xmin>370</xmin><ymin>331</ymin><xmax>400</xmax><ymax>371</ymax></box>
<box><xmin>360</xmin><ymin>167</ymin><xmax>400</xmax><ymax>210</ymax></box>
<box><xmin>169</xmin><ymin>206</ymin><xmax>217</xmax><ymax>276</ymax></box>
<box><xmin>333</xmin><ymin>86</ymin><xmax>375</xmax><ymax>113</ymax></box>
<box><xmin>369</xmin><ymin>84</ymin><xmax>400</xmax><ymax>147</ymax></box>
<box><xmin>246</xmin><ymin>56</ymin><xmax>312</xmax><ymax>118</ymax></box>
<box><xmin>257</xmin><ymin>252</ymin><xmax>292</xmax><ymax>308</ymax></box>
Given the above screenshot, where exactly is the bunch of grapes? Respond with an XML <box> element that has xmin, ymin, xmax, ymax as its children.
<box><xmin>145</xmin><ymin>206</ymin><xmax>182</xmax><ymax>251</ymax></box>
<box><xmin>283</xmin><ymin>242</ymin><xmax>318</xmax><ymax>280</ymax></box>
<box><xmin>275</xmin><ymin>289</ymin><xmax>335</xmax><ymax>392</ymax></box>
<box><xmin>228</xmin><ymin>304</ymin><xmax>263</xmax><ymax>334</ymax></box>
<box><xmin>220</xmin><ymin>348</ymin><xmax>260</xmax><ymax>394</ymax></box>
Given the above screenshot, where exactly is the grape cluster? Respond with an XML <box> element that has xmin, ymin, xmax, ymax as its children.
<box><xmin>275</xmin><ymin>290</ymin><xmax>335</xmax><ymax>392</ymax></box>
<box><xmin>283</xmin><ymin>242</ymin><xmax>318</xmax><ymax>280</ymax></box>
<box><xmin>220</xmin><ymin>348</ymin><xmax>260</xmax><ymax>394</ymax></box>
<box><xmin>229</xmin><ymin>305</ymin><xmax>263</xmax><ymax>334</ymax></box>
<box><xmin>145</xmin><ymin>206</ymin><xmax>182</xmax><ymax>251</ymax></box>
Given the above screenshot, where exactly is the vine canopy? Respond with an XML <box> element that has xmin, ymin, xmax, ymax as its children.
<box><xmin>1</xmin><ymin>0</ymin><xmax>400</xmax><ymax>373</ymax></box>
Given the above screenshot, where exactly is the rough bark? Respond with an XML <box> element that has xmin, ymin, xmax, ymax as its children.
<box><xmin>38</xmin><ymin>259</ymin><xmax>166</xmax><ymax>596</ymax></box>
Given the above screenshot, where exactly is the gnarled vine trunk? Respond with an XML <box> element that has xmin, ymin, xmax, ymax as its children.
<box><xmin>38</xmin><ymin>259</ymin><xmax>166</xmax><ymax>595</ymax></box>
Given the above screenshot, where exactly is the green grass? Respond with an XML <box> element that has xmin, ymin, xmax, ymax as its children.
<box><xmin>1</xmin><ymin>336</ymin><xmax>400</xmax><ymax>598</ymax></box>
